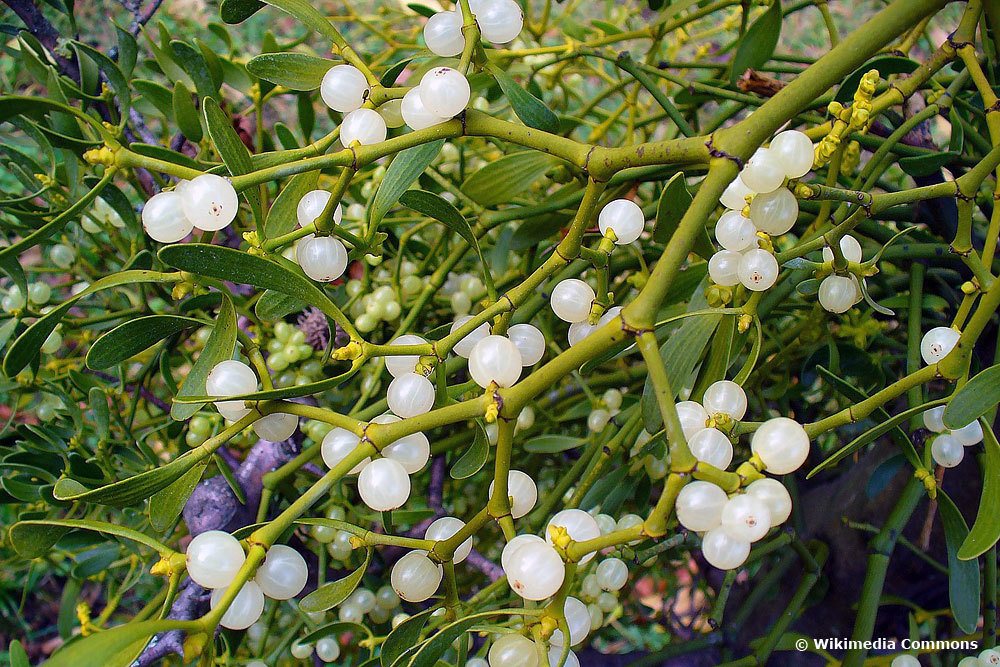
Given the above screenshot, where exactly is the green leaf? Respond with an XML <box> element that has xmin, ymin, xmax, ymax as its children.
<box><xmin>149</xmin><ymin>462</ymin><xmax>207</xmax><ymax>532</ymax></box>
<box><xmin>10</xmin><ymin>519</ymin><xmax>171</xmax><ymax>558</ymax></box>
<box><xmin>299</xmin><ymin>621</ymin><xmax>373</xmax><ymax>652</ymax></box>
<box><xmin>86</xmin><ymin>315</ymin><xmax>203</xmax><ymax>370</ymax></box>
<box><xmin>220</xmin><ymin>0</ymin><xmax>345</xmax><ymax>46</ymax></box>
<box><xmin>171</xmin><ymin>40</ymin><xmax>219</xmax><ymax>99</ymax></box>
<box><xmin>172</xmin><ymin>81</ymin><xmax>203</xmax><ymax>142</ymax></box>
<box><xmin>115</xmin><ymin>24</ymin><xmax>139</xmax><ymax>76</ymax></box>
<box><xmin>450</xmin><ymin>422</ymin><xmax>488</xmax><ymax>479</ymax></box>
<box><xmin>4</xmin><ymin>270</ymin><xmax>180</xmax><ymax>377</ymax></box>
<box><xmin>653</xmin><ymin>173</ymin><xmax>712</xmax><ymax>258</ymax></box>
<box><xmin>381</xmin><ymin>608</ymin><xmax>436</xmax><ymax>667</ymax></box>
<box><xmin>171</xmin><ymin>293</ymin><xmax>237</xmax><ymax>421</ymax></box>
<box><xmin>43</xmin><ymin>619</ymin><xmax>194</xmax><ymax>667</ymax></box>
<box><xmin>370</xmin><ymin>140</ymin><xmax>444</xmax><ymax>229</ymax></box>
<box><xmin>399</xmin><ymin>189</ymin><xmax>494</xmax><ymax>296</ymax></box>
<box><xmin>524</xmin><ymin>434</ymin><xmax>586</xmax><ymax>453</ymax></box>
<box><xmin>264</xmin><ymin>170</ymin><xmax>319</xmax><ymax>239</ymax></box>
<box><xmin>807</xmin><ymin>399</ymin><xmax>947</xmax><ymax>478</ymax></box>
<box><xmin>729</xmin><ymin>0</ymin><xmax>782</xmax><ymax>84</ymax></box>
<box><xmin>641</xmin><ymin>313</ymin><xmax>722</xmax><ymax>433</ymax></box>
<box><xmin>943</xmin><ymin>364</ymin><xmax>1000</xmax><ymax>430</ymax></box>
<box><xmin>299</xmin><ymin>548</ymin><xmax>371</xmax><ymax>612</ymax></box>
<box><xmin>461</xmin><ymin>152</ymin><xmax>559</xmax><ymax>207</ymax></box>
<box><xmin>246</xmin><ymin>52</ymin><xmax>336</xmax><ymax>91</ymax></box>
<box><xmin>9</xmin><ymin>640</ymin><xmax>29</xmax><ymax>667</ymax></box>
<box><xmin>959</xmin><ymin>427</ymin><xmax>1000</xmax><ymax>560</ymax></box>
<box><xmin>71</xmin><ymin>42</ymin><xmax>130</xmax><ymax>112</ymax></box>
<box><xmin>937</xmin><ymin>491</ymin><xmax>980</xmax><ymax>633</ymax></box>
<box><xmin>899</xmin><ymin>152</ymin><xmax>959</xmax><ymax>178</ymax></box>
<box><xmin>203</xmin><ymin>96</ymin><xmax>262</xmax><ymax>224</ymax></box>
<box><xmin>488</xmin><ymin>65</ymin><xmax>559</xmax><ymax>133</ymax></box>
<box><xmin>255</xmin><ymin>289</ymin><xmax>308</xmax><ymax>320</ymax></box>
<box><xmin>158</xmin><ymin>244</ymin><xmax>352</xmax><ymax>335</ymax></box>
<box><xmin>52</xmin><ymin>442</ymin><xmax>215</xmax><ymax>507</ymax></box>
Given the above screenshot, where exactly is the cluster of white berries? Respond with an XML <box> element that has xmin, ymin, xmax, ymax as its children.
<box><xmin>923</xmin><ymin>406</ymin><xmax>983</xmax><ymax>468</ymax></box>
<box><xmin>669</xmin><ymin>380</ymin><xmax>807</xmax><ymax>570</ymax></box>
<box><xmin>185</xmin><ymin>531</ymin><xmax>306</xmax><ymax>629</ymax></box>
<box><xmin>893</xmin><ymin>648</ymin><xmax>1000</xmax><ymax>667</ymax></box>
<box><xmin>320</xmin><ymin>65</ymin><xmax>388</xmax><ymax>146</ymax></box>
<box><xmin>401</xmin><ymin>66</ymin><xmax>472</xmax><ymax>132</ymax></box>
<box><xmin>423</xmin><ymin>0</ymin><xmax>523</xmax><ymax>58</ymax></box>
<box><xmin>142</xmin><ymin>174</ymin><xmax>240</xmax><ymax>243</ymax></box>
<box><xmin>294</xmin><ymin>189</ymin><xmax>350</xmax><ymax>283</ymax></box>
<box><xmin>818</xmin><ymin>235</ymin><xmax>865</xmax><ymax>313</ymax></box>
<box><xmin>288</xmin><ymin>633</ymin><xmax>343</xmax><ymax>663</ymax></box>
<box><xmin>206</xmin><ymin>359</ymin><xmax>299</xmax><ymax>441</ymax></box>
<box><xmin>709</xmin><ymin>130</ymin><xmax>814</xmax><ymax>292</ymax></box>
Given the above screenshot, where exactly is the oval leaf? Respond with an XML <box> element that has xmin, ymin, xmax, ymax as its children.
<box><xmin>729</xmin><ymin>0</ymin><xmax>783</xmax><ymax>84</ymax></box>
<box><xmin>489</xmin><ymin>65</ymin><xmax>559</xmax><ymax>133</ymax></box>
<box><xmin>370</xmin><ymin>140</ymin><xmax>444</xmax><ymax>229</ymax></box>
<box><xmin>299</xmin><ymin>548</ymin><xmax>371</xmax><ymax>612</ymax></box>
<box><xmin>171</xmin><ymin>293</ymin><xmax>237</xmax><ymax>421</ymax></box>
<box><xmin>87</xmin><ymin>315</ymin><xmax>203</xmax><ymax>370</ymax></box>
<box><xmin>943</xmin><ymin>364</ymin><xmax>1000</xmax><ymax>430</ymax></box>
<box><xmin>461</xmin><ymin>152</ymin><xmax>559</xmax><ymax>208</ymax></box>
<box><xmin>959</xmin><ymin>426</ymin><xmax>1000</xmax><ymax>560</ymax></box>
<box><xmin>937</xmin><ymin>491</ymin><xmax>980</xmax><ymax>633</ymax></box>
<box><xmin>247</xmin><ymin>52</ymin><xmax>336</xmax><ymax>91</ymax></box>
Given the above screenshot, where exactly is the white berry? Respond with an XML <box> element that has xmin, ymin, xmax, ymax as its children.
<box><xmin>737</xmin><ymin>248</ymin><xmax>779</xmax><ymax>291</ymax></box>
<box><xmin>296</xmin><ymin>189</ymin><xmax>342</xmax><ymax>228</ymax></box>
<box><xmin>598</xmin><ymin>199</ymin><xmax>644</xmax><ymax>244</ymax></box>
<box><xmin>546</xmin><ymin>509</ymin><xmax>600</xmax><ymax>563</ymax></box>
<box><xmin>952</xmin><ymin>420</ymin><xmax>984</xmax><ymax>446</ymax></box>
<box><xmin>689</xmin><ymin>427</ymin><xmax>734</xmax><ymax>470</ymax></box>
<box><xmin>142</xmin><ymin>191</ymin><xmax>193</xmax><ymax>243</ymax></box>
<box><xmin>341</xmin><ymin>108</ymin><xmax>387</xmax><ymax>146</ymax></box>
<box><xmin>316</xmin><ymin>637</ymin><xmax>341</xmax><ymax>662</ymax></box>
<box><xmin>254</xmin><ymin>544</ymin><xmax>307</xmax><ymax>600</ymax></box>
<box><xmin>702</xmin><ymin>379</ymin><xmax>748</xmax><ymax>421</ymax></box>
<box><xmin>476</xmin><ymin>0</ymin><xmax>524</xmax><ymax>44</ymax></box>
<box><xmin>745</xmin><ymin>478</ymin><xmax>792</xmax><ymax>527</ymax></box>
<box><xmin>387</xmin><ymin>371</ymin><xmax>435</xmax><ymax>417</ymax></box>
<box><xmin>931</xmin><ymin>433</ymin><xmax>964</xmax><ymax>468</ymax></box>
<box><xmin>425</xmin><ymin>517</ymin><xmax>473</xmax><ymax>563</ymax></box>
<box><xmin>751</xmin><ymin>417</ymin><xmax>810</xmax><ymax>474</ymax></box>
<box><xmin>770</xmin><ymin>130</ymin><xmax>814</xmax><ymax>179</ymax></box>
<box><xmin>296</xmin><ymin>235</ymin><xmax>348</xmax><ymax>282</ymax></box>
<box><xmin>391</xmin><ymin>550</ymin><xmax>442</xmax><ymax>602</ymax></box>
<box><xmin>740</xmin><ymin>148</ymin><xmax>785</xmax><ymax>194</ymax></box>
<box><xmin>186</xmin><ymin>530</ymin><xmax>245</xmax><ymax>589</ymax></box>
<box><xmin>676</xmin><ymin>401</ymin><xmax>710</xmax><ymax>440</ymax></box>
<box><xmin>702</xmin><ymin>527</ymin><xmax>751</xmax><ymax>570</ymax></box>
<box><xmin>721</xmin><ymin>494</ymin><xmax>772</xmax><ymax>542</ymax></box>
<box><xmin>720</xmin><ymin>175</ymin><xmax>753</xmax><ymax>210</ymax></box>
<box><xmin>424</xmin><ymin>11</ymin><xmax>465</xmax><ymax>57</ymax></box>
<box><xmin>818</xmin><ymin>275</ymin><xmax>857</xmax><ymax>314</ymax></box>
<box><xmin>469</xmin><ymin>335</ymin><xmax>523</xmax><ymax>388</ymax></box>
<box><xmin>675</xmin><ymin>480</ymin><xmax>728</xmax><ymax>532</ymax></box>
<box><xmin>715</xmin><ymin>210</ymin><xmax>758</xmax><ymax>252</ymax></box>
<box><xmin>182</xmin><ymin>174</ymin><xmax>240</xmax><ymax>231</ymax></box>
<box><xmin>920</xmin><ymin>326</ymin><xmax>960</xmax><ymax>365</ymax></box>
<box><xmin>451</xmin><ymin>316</ymin><xmax>491</xmax><ymax>357</ymax></box>
<box><xmin>506</xmin><ymin>323</ymin><xmax>546</xmax><ymax>366</ymax></box>
<box><xmin>321</xmin><ymin>427</ymin><xmax>370</xmax><ymax>474</ymax></box>
<box><xmin>922</xmin><ymin>406</ymin><xmax>946</xmax><ymax>433</ymax></box>
<box><xmin>504</xmin><ymin>540</ymin><xmax>564</xmax><ymax>600</ymax></box>
<box><xmin>253</xmin><ymin>412</ymin><xmax>298</xmax><ymax>442</ymax></box>
<box><xmin>358</xmin><ymin>458</ymin><xmax>411</xmax><ymax>511</ymax></box>
<box><xmin>708</xmin><ymin>250</ymin><xmax>742</xmax><ymax>286</ymax></box>
<box><xmin>550</xmin><ymin>595</ymin><xmax>591</xmax><ymax>648</ymax></box>
<box><xmin>206</xmin><ymin>360</ymin><xmax>257</xmax><ymax>422</ymax></box>
<box><xmin>822</xmin><ymin>235</ymin><xmax>863</xmax><ymax>264</ymax></box>
<box><xmin>386</xmin><ymin>334</ymin><xmax>426</xmax><ymax>378</ymax></box>
<box><xmin>489</xmin><ymin>470</ymin><xmax>538</xmax><ymax>518</ymax></box>
<box><xmin>401</xmin><ymin>87</ymin><xmax>450</xmax><ymax>131</ymax></box>
<box><xmin>210</xmin><ymin>580</ymin><xmax>265</xmax><ymax>630</ymax></box>
<box><xmin>596</xmin><ymin>558</ymin><xmax>628</xmax><ymax>592</ymax></box>
<box><xmin>489</xmin><ymin>633</ymin><xmax>538</xmax><ymax>667</ymax></box>
<box><xmin>320</xmin><ymin>64</ymin><xmax>368</xmax><ymax>113</ymax></box>
<box><xmin>419</xmin><ymin>67</ymin><xmax>471</xmax><ymax>119</ymax></box>
<box><xmin>748</xmin><ymin>187</ymin><xmax>798</xmax><ymax>236</ymax></box>
<box><xmin>550</xmin><ymin>279</ymin><xmax>595</xmax><ymax>323</ymax></box>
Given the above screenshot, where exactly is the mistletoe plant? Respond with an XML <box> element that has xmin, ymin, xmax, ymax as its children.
<box><xmin>3</xmin><ymin>0</ymin><xmax>1000</xmax><ymax>665</ymax></box>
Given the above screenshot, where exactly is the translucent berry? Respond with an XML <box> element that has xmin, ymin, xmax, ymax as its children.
<box><xmin>504</xmin><ymin>540</ymin><xmax>564</xmax><ymax>600</ymax></box>
<box><xmin>740</xmin><ymin>147</ymin><xmax>785</xmax><ymax>194</ymax></box>
<box><xmin>321</xmin><ymin>427</ymin><xmax>370</xmax><ymax>474</ymax></box>
<box><xmin>424</xmin><ymin>11</ymin><xmax>465</xmax><ymax>57</ymax></box>
<box><xmin>506</xmin><ymin>323</ymin><xmax>546</xmax><ymax>366</ymax></box>
<box><xmin>401</xmin><ymin>87</ymin><xmax>449</xmax><ymax>131</ymax></box>
<box><xmin>186</xmin><ymin>530</ymin><xmax>245</xmax><ymax>589</ymax></box>
<box><xmin>595</xmin><ymin>558</ymin><xmax>628</xmax><ymax>592</ymax></box>
<box><xmin>546</xmin><ymin>509</ymin><xmax>600</xmax><ymax>563</ymax></box>
<box><xmin>254</xmin><ymin>544</ymin><xmax>307</xmax><ymax>600</ymax></box>
<box><xmin>922</xmin><ymin>406</ymin><xmax>946</xmax><ymax>433</ymax></box>
<box><xmin>920</xmin><ymin>326</ymin><xmax>960</xmax><ymax>365</ymax></box>
<box><xmin>676</xmin><ymin>481</ymin><xmax>728</xmax><ymax>532</ymax></box>
<box><xmin>821</xmin><ymin>235</ymin><xmax>863</xmax><ymax>264</ymax></box>
<box><xmin>385</xmin><ymin>334</ymin><xmax>427</xmax><ymax>378</ymax></box>
<box><xmin>818</xmin><ymin>275</ymin><xmax>858</xmax><ymax>314</ymax></box>
<box><xmin>701</xmin><ymin>527</ymin><xmax>751</xmax><ymax>570</ymax></box>
<box><xmin>931</xmin><ymin>433</ymin><xmax>964</xmax><ymax>468</ymax></box>
<box><xmin>689</xmin><ymin>427</ymin><xmax>734</xmax><ymax>470</ymax></box>
<box><xmin>702</xmin><ymin>380</ymin><xmax>748</xmax><ymax>420</ymax></box>
<box><xmin>676</xmin><ymin>400</ymin><xmax>710</xmax><ymax>440</ymax></box>
<box><xmin>451</xmin><ymin>316</ymin><xmax>491</xmax><ymax>357</ymax></box>
<box><xmin>737</xmin><ymin>249</ymin><xmax>779</xmax><ymax>291</ymax></box>
<box><xmin>721</xmin><ymin>494</ymin><xmax>772</xmax><ymax>542</ymax></box>
<box><xmin>598</xmin><ymin>199</ymin><xmax>645</xmax><ymax>244</ymax></box>
<box><xmin>210</xmin><ymin>581</ymin><xmax>265</xmax><ymax>630</ymax></box>
<box><xmin>142</xmin><ymin>191</ymin><xmax>193</xmax><ymax>243</ymax></box>
<box><xmin>182</xmin><ymin>174</ymin><xmax>240</xmax><ymax>231</ymax></box>
<box><xmin>391</xmin><ymin>551</ymin><xmax>442</xmax><ymax>602</ymax></box>
<box><xmin>720</xmin><ymin>175</ymin><xmax>753</xmax><ymax>210</ymax></box>
<box><xmin>476</xmin><ymin>0</ymin><xmax>524</xmax><ymax>44</ymax></box>
<box><xmin>488</xmin><ymin>633</ymin><xmax>539</xmax><ymax>667</ymax></box>
<box><xmin>297</xmin><ymin>235</ymin><xmax>348</xmax><ymax>282</ymax></box>
<box><xmin>387</xmin><ymin>371</ymin><xmax>435</xmax><ymax>417</ymax></box>
<box><xmin>296</xmin><ymin>189</ymin><xmax>342</xmax><ymax>228</ymax></box>
<box><xmin>253</xmin><ymin>412</ymin><xmax>298</xmax><ymax>442</ymax></box>
<box><xmin>748</xmin><ymin>187</ymin><xmax>798</xmax><ymax>236</ymax></box>
<box><xmin>770</xmin><ymin>130</ymin><xmax>814</xmax><ymax>179</ymax></box>
<box><xmin>952</xmin><ymin>420</ymin><xmax>984</xmax><ymax>446</ymax></box>
<box><xmin>550</xmin><ymin>279</ymin><xmax>595</xmax><ymax>323</ymax></box>
<box><xmin>358</xmin><ymin>458</ymin><xmax>411</xmax><ymax>511</ymax></box>
<box><xmin>425</xmin><ymin>517</ymin><xmax>473</xmax><ymax>563</ymax></box>
<box><xmin>341</xmin><ymin>108</ymin><xmax>387</xmax><ymax>146</ymax></box>
<box><xmin>469</xmin><ymin>335</ymin><xmax>523</xmax><ymax>388</ymax></box>
<box><xmin>489</xmin><ymin>470</ymin><xmax>537</xmax><ymax>518</ymax></box>
<box><xmin>745</xmin><ymin>478</ymin><xmax>792</xmax><ymax>527</ymax></box>
<box><xmin>709</xmin><ymin>250</ymin><xmax>742</xmax><ymax>286</ymax></box>
<box><xmin>715</xmin><ymin>210</ymin><xmax>758</xmax><ymax>252</ymax></box>
<box><xmin>751</xmin><ymin>417</ymin><xmax>810</xmax><ymax>474</ymax></box>
<box><xmin>320</xmin><ymin>64</ymin><xmax>369</xmax><ymax>113</ymax></box>
<box><xmin>419</xmin><ymin>67</ymin><xmax>471</xmax><ymax>119</ymax></box>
